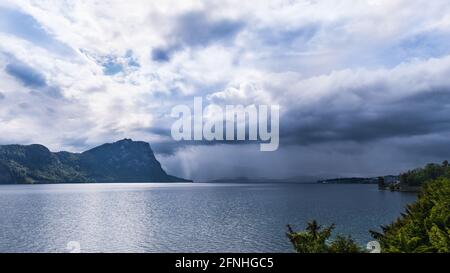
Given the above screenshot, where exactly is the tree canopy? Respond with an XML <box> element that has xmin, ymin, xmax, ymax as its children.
<box><xmin>287</xmin><ymin>220</ymin><xmax>363</xmax><ymax>253</ymax></box>
<box><xmin>371</xmin><ymin>177</ymin><xmax>450</xmax><ymax>253</ymax></box>
<box><xmin>400</xmin><ymin>161</ymin><xmax>450</xmax><ymax>187</ymax></box>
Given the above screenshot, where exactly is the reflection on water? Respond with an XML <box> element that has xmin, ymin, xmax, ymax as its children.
<box><xmin>0</xmin><ymin>183</ymin><xmax>416</xmax><ymax>253</ymax></box>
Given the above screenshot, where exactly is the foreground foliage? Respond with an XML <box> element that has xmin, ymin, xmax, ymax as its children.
<box><xmin>371</xmin><ymin>177</ymin><xmax>450</xmax><ymax>253</ymax></box>
<box><xmin>287</xmin><ymin>220</ymin><xmax>363</xmax><ymax>253</ymax></box>
<box><xmin>288</xmin><ymin>169</ymin><xmax>450</xmax><ymax>253</ymax></box>
<box><xmin>400</xmin><ymin>161</ymin><xmax>450</xmax><ymax>187</ymax></box>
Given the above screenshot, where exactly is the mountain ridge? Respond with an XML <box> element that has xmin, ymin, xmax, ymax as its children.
<box><xmin>0</xmin><ymin>139</ymin><xmax>190</xmax><ymax>184</ymax></box>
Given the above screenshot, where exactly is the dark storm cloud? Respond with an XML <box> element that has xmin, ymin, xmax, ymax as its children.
<box><xmin>144</xmin><ymin>126</ymin><xmax>172</xmax><ymax>138</ymax></box>
<box><xmin>149</xmin><ymin>131</ymin><xmax>275</xmax><ymax>156</ymax></box>
<box><xmin>152</xmin><ymin>11</ymin><xmax>244</xmax><ymax>62</ymax></box>
<box><xmin>152</xmin><ymin>139</ymin><xmax>252</xmax><ymax>155</ymax></box>
<box><xmin>147</xmin><ymin>83</ymin><xmax>450</xmax><ymax>157</ymax></box>
<box><xmin>281</xmin><ymin>86</ymin><xmax>450</xmax><ymax>147</ymax></box>
<box><xmin>396</xmin><ymin>135</ymin><xmax>450</xmax><ymax>160</ymax></box>
<box><xmin>141</xmin><ymin>123</ymin><xmax>231</xmax><ymax>155</ymax></box>
<box><xmin>151</xmin><ymin>141</ymin><xmax>187</xmax><ymax>155</ymax></box>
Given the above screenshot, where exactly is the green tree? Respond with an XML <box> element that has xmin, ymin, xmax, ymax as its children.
<box><xmin>400</xmin><ymin>161</ymin><xmax>450</xmax><ymax>187</ymax></box>
<box><xmin>287</xmin><ymin>220</ymin><xmax>363</xmax><ymax>253</ymax></box>
<box><xmin>371</xmin><ymin>177</ymin><xmax>450</xmax><ymax>253</ymax></box>
<box><xmin>329</xmin><ymin>235</ymin><xmax>362</xmax><ymax>253</ymax></box>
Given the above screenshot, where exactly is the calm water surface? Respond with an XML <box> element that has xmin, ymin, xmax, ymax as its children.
<box><xmin>0</xmin><ymin>183</ymin><xmax>416</xmax><ymax>253</ymax></box>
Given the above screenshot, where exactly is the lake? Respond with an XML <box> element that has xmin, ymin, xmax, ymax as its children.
<box><xmin>0</xmin><ymin>183</ymin><xmax>416</xmax><ymax>253</ymax></box>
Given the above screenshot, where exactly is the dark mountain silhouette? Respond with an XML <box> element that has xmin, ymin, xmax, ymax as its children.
<box><xmin>0</xmin><ymin>139</ymin><xmax>190</xmax><ymax>184</ymax></box>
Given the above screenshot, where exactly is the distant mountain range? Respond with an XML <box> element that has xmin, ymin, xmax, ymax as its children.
<box><xmin>205</xmin><ymin>176</ymin><xmax>320</xmax><ymax>184</ymax></box>
<box><xmin>317</xmin><ymin>175</ymin><xmax>399</xmax><ymax>184</ymax></box>
<box><xmin>205</xmin><ymin>175</ymin><xmax>400</xmax><ymax>184</ymax></box>
<box><xmin>0</xmin><ymin>139</ymin><xmax>190</xmax><ymax>184</ymax></box>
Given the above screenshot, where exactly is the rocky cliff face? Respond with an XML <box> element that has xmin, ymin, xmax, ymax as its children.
<box><xmin>0</xmin><ymin>139</ymin><xmax>190</xmax><ymax>184</ymax></box>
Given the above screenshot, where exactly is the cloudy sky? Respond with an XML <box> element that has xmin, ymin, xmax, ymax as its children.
<box><xmin>1</xmin><ymin>0</ymin><xmax>450</xmax><ymax>180</ymax></box>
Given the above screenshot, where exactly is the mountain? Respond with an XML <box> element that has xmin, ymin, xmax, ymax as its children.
<box><xmin>0</xmin><ymin>139</ymin><xmax>190</xmax><ymax>184</ymax></box>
